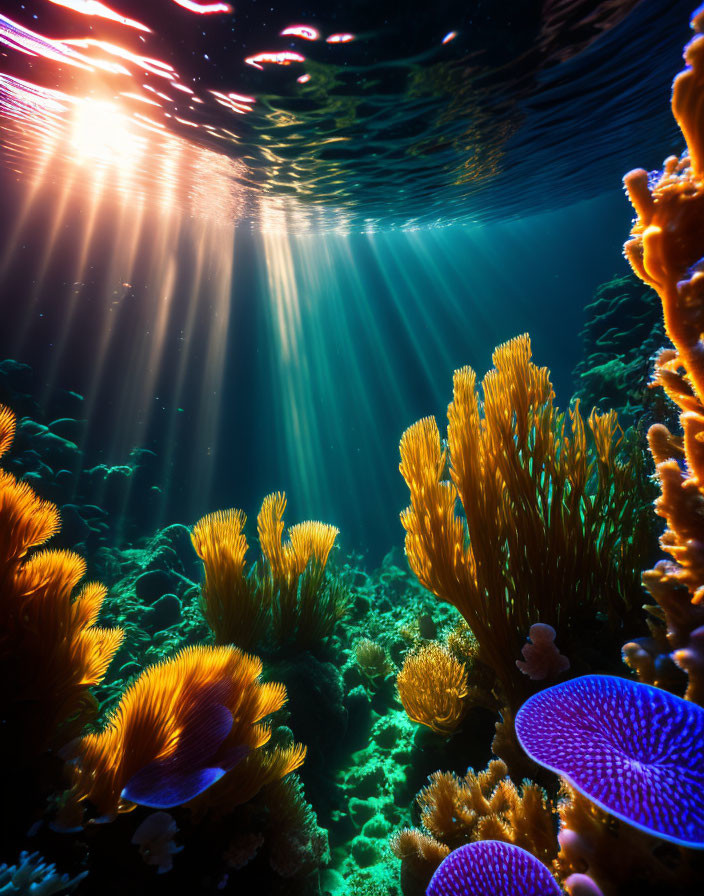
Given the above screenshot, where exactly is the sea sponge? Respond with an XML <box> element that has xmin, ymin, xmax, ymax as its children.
<box><xmin>622</xmin><ymin>7</ymin><xmax>704</xmax><ymax>704</ymax></box>
<box><xmin>515</xmin><ymin>674</ymin><xmax>704</xmax><ymax>848</ymax></box>
<box><xmin>426</xmin><ymin>841</ymin><xmax>561</xmax><ymax>896</ymax></box>
<box><xmin>64</xmin><ymin>644</ymin><xmax>304</xmax><ymax>821</ymax></box>
<box><xmin>396</xmin><ymin>642</ymin><xmax>468</xmax><ymax>736</ymax></box>
<box><xmin>0</xmin><ymin>403</ymin><xmax>123</xmax><ymax>762</ymax></box>
<box><xmin>399</xmin><ymin>336</ymin><xmax>646</xmax><ymax>728</ymax></box>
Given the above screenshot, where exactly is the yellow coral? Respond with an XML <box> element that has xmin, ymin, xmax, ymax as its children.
<box><xmin>400</xmin><ymin>335</ymin><xmax>645</xmax><ymax>716</ymax></box>
<box><xmin>192</xmin><ymin>492</ymin><xmax>343</xmax><ymax>651</ymax></box>
<box><xmin>0</xmin><ymin>405</ymin><xmax>122</xmax><ymax>759</ymax></box>
<box><xmin>397</xmin><ymin>642</ymin><xmax>468</xmax><ymax>736</ymax></box>
<box><xmin>191</xmin><ymin>508</ymin><xmax>267</xmax><ymax>650</ymax></box>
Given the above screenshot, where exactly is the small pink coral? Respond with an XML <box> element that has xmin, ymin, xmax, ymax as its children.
<box><xmin>516</xmin><ymin>623</ymin><xmax>569</xmax><ymax>680</ymax></box>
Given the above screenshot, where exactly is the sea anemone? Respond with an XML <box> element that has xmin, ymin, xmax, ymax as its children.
<box><xmin>515</xmin><ymin>674</ymin><xmax>704</xmax><ymax>847</ymax></box>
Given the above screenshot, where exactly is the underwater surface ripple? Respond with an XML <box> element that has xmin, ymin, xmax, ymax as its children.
<box><xmin>0</xmin><ymin>0</ymin><xmax>695</xmax><ymax>230</ymax></box>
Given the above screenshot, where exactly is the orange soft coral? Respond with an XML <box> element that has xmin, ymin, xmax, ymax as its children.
<box><xmin>0</xmin><ymin>404</ymin><xmax>123</xmax><ymax>760</ymax></box>
<box><xmin>65</xmin><ymin>644</ymin><xmax>304</xmax><ymax>821</ymax></box>
<box><xmin>622</xmin><ymin>8</ymin><xmax>704</xmax><ymax>704</ymax></box>
<box><xmin>192</xmin><ymin>492</ymin><xmax>344</xmax><ymax>651</ymax></box>
<box><xmin>397</xmin><ymin>642</ymin><xmax>469</xmax><ymax>736</ymax></box>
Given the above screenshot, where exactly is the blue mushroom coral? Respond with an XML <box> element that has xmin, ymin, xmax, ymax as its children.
<box><xmin>427</xmin><ymin>841</ymin><xmax>561</xmax><ymax>896</ymax></box>
<box><xmin>515</xmin><ymin>674</ymin><xmax>704</xmax><ymax>848</ymax></box>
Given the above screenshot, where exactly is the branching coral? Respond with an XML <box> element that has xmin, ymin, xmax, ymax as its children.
<box><xmin>396</xmin><ymin>642</ymin><xmax>469</xmax><ymax>736</ymax></box>
<box><xmin>191</xmin><ymin>492</ymin><xmax>344</xmax><ymax>652</ymax></box>
<box><xmin>391</xmin><ymin>759</ymin><xmax>556</xmax><ymax>891</ymax></box>
<box><xmin>63</xmin><ymin>644</ymin><xmax>305</xmax><ymax>822</ymax></box>
<box><xmin>399</xmin><ymin>335</ymin><xmax>647</xmax><ymax>721</ymax></box>
<box><xmin>0</xmin><ymin>403</ymin><xmax>123</xmax><ymax>764</ymax></box>
<box><xmin>622</xmin><ymin>7</ymin><xmax>704</xmax><ymax>705</ymax></box>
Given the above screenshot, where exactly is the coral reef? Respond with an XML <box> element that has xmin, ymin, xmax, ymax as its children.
<box><xmin>399</xmin><ymin>334</ymin><xmax>649</xmax><ymax>738</ymax></box>
<box><xmin>396</xmin><ymin>643</ymin><xmax>469</xmax><ymax>736</ymax></box>
<box><xmin>515</xmin><ymin>675</ymin><xmax>704</xmax><ymax>847</ymax></box>
<box><xmin>426</xmin><ymin>840</ymin><xmax>561</xmax><ymax>896</ymax></box>
<box><xmin>192</xmin><ymin>493</ymin><xmax>345</xmax><ymax>653</ymax></box>
<box><xmin>622</xmin><ymin>7</ymin><xmax>704</xmax><ymax>705</ymax></box>
<box><xmin>391</xmin><ymin>759</ymin><xmax>556</xmax><ymax>894</ymax></box>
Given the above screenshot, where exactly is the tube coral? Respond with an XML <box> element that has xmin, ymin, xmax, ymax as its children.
<box><xmin>399</xmin><ymin>335</ymin><xmax>646</xmax><ymax>721</ymax></box>
<box><xmin>191</xmin><ymin>492</ymin><xmax>344</xmax><ymax>652</ymax></box>
<box><xmin>0</xmin><ymin>403</ymin><xmax>123</xmax><ymax>764</ymax></box>
<box><xmin>622</xmin><ymin>7</ymin><xmax>704</xmax><ymax>705</ymax></box>
<box><xmin>396</xmin><ymin>642</ymin><xmax>469</xmax><ymax>736</ymax></box>
<box><xmin>64</xmin><ymin>644</ymin><xmax>305</xmax><ymax>821</ymax></box>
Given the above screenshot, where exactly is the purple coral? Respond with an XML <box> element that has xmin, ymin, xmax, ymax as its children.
<box><xmin>514</xmin><ymin>674</ymin><xmax>704</xmax><ymax>848</ymax></box>
<box><xmin>426</xmin><ymin>841</ymin><xmax>561</xmax><ymax>896</ymax></box>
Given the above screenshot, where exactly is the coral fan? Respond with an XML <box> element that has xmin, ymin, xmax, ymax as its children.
<box><xmin>426</xmin><ymin>840</ymin><xmax>561</xmax><ymax>896</ymax></box>
<box><xmin>0</xmin><ymin>404</ymin><xmax>123</xmax><ymax>767</ymax></box>
<box><xmin>391</xmin><ymin>759</ymin><xmax>556</xmax><ymax>891</ymax></box>
<box><xmin>622</xmin><ymin>7</ymin><xmax>704</xmax><ymax>704</ymax></box>
<box><xmin>516</xmin><ymin>624</ymin><xmax>570</xmax><ymax>681</ymax></box>
<box><xmin>399</xmin><ymin>335</ymin><xmax>647</xmax><ymax>723</ymax></box>
<box><xmin>192</xmin><ymin>492</ymin><xmax>344</xmax><ymax>652</ymax></box>
<box><xmin>396</xmin><ymin>642</ymin><xmax>469</xmax><ymax>736</ymax></box>
<box><xmin>515</xmin><ymin>675</ymin><xmax>704</xmax><ymax>847</ymax></box>
<box><xmin>64</xmin><ymin>644</ymin><xmax>305</xmax><ymax>821</ymax></box>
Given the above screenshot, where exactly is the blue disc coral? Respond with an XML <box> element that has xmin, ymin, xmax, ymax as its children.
<box><xmin>515</xmin><ymin>675</ymin><xmax>704</xmax><ymax>848</ymax></box>
<box><xmin>426</xmin><ymin>841</ymin><xmax>561</xmax><ymax>896</ymax></box>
